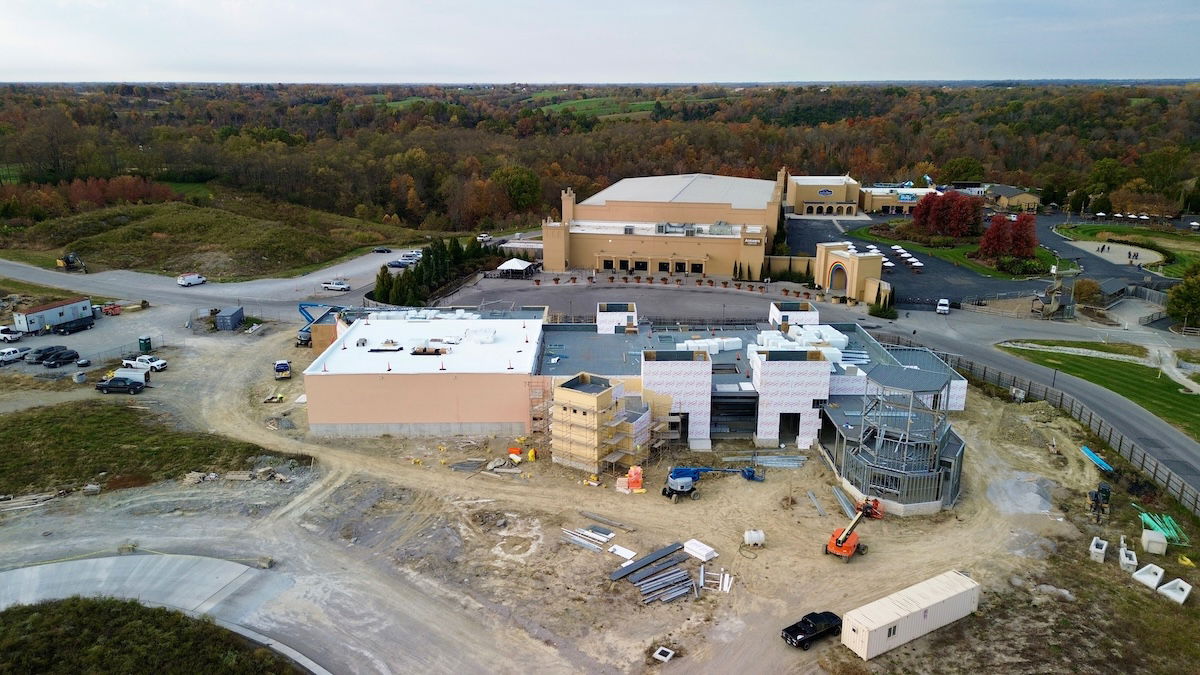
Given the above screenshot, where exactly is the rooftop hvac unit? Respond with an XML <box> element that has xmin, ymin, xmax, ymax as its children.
<box><xmin>655</xmin><ymin>223</ymin><xmax>667</xmax><ymax>234</ymax></box>
<box><xmin>624</xmin><ymin>225</ymin><xmax>635</xmax><ymax>235</ymax></box>
<box><xmin>356</xmin><ymin>338</ymin><xmax>368</xmax><ymax>347</ymax></box>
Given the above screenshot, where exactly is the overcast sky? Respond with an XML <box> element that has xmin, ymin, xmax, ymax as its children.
<box><xmin>2</xmin><ymin>0</ymin><xmax>1197</xmax><ymax>83</ymax></box>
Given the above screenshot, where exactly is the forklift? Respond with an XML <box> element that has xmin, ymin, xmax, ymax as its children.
<box><xmin>825</xmin><ymin>508</ymin><xmax>869</xmax><ymax>563</ymax></box>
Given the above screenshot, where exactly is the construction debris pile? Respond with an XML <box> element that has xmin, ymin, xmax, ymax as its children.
<box><xmin>184</xmin><ymin>467</ymin><xmax>292</xmax><ymax>484</ymax></box>
<box><xmin>722</xmin><ymin>453</ymin><xmax>807</xmax><ymax>469</ymax></box>
<box><xmin>612</xmin><ymin>543</ymin><xmax>697</xmax><ymax>604</ymax></box>
<box><xmin>1135</xmin><ymin>505</ymin><xmax>1191</xmax><ymax>546</ymax></box>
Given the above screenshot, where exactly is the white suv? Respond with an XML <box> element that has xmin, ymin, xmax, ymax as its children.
<box><xmin>322</xmin><ymin>279</ymin><xmax>351</xmax><ymax>292</ymax></box>
<box><xmin>936</xmin><ymin>299</ymin><xmax>951</xmax><ymax>315</ymax></box>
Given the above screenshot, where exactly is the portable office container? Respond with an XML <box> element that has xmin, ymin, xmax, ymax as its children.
<box><xmin>214</xmin><ymin>306</ymin><xmax>244</xmax><ymax>331</ymax></box>
<box><xmin>840</xmin><ymin>570</ymin><xmax>980</xmax><ymax>660</ymax></box>
<box><xmin>12</xmin><ymin>297</ymin><xmax>92</xmax><ymax>333</ymax></box>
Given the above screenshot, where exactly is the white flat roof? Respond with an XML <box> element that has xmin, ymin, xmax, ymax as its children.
<box><xmin>789</xmin><ymin>175</ymin><xmax>858</xmax><ymax>186</ymax></box>
<box><xmin>580</xmin><ymin>174</ymin><xmax>775</xmax><ymax>210</ymax></box>
<box><xmin>861</xmin><ymin>186</ymin><xmax>939</xmax><ymax>196</ymax></box>
<box><xmin>569</xmin><ymin>220</ymin><xmax>748</xmax><ymax>237</ymax></box>
<box><xmin>305</xmin><ymin>314</ymin><xmax>544</xmax><ymax>376</ymax></box>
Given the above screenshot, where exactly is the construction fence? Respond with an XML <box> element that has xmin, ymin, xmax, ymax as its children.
<box><xmin>872</xmin><ymin>333</ymin><xmax>1200</xmax><ymax>519</ymax></box>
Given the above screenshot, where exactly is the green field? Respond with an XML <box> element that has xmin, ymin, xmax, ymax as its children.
<box><xmin>0</xmin><ymin>248</ymin><xmax>61</xmax><ymax>270</ymax></box>
<box><xmin>165</xmin><ymin>181</ymin><xmax>214</xmax><ymax>199</ymax></box>
<box><xmin>0</xmin><ymin>597</ymin><xmax>299</xmax><ymax>673</ymax></box>
<box><xmin>0</xmin><ymin>401</ymin><xmax>296</xmax><ymax>494</ymax></box>
<box><xmin>1000</xmin><ymin>346</ymin><xmax>1200</xmax><ymax>441</ymax></box>
<box><xmin>367</xmin><ymin>94</ymin><xmax>432</xmax><ymax>109</ymax></box>
<box><xmin>1015</xmin><ymin>339</ymin><xmax>1149</xmax><ymax>358</ymax></box>
<box><xmin>0</xmin><ymin>163</ymin><xmax>20</xmax><ymax>184</ymax></box>
<box><xmin>1059</xmin><ymin>223</ymin><xmax>1200</xmax><ymax>278</ymax></box>
<box><xmin>848</xmin><ymin>226</ymin><xmax>1073</xmax><ymax>280</ymax></box>
<box><xmin>539</xmin><ymin>97</ymin><xmax>658</xmax><ymax>116</ymax></box>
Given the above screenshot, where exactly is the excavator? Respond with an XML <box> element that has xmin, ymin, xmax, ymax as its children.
<box><xmin>55</xmin><ymin>252</ymin><xmax>86</xmax><ymax>273</ymax></box>
<box><xmin>825</xmin><ymin>508</ymin><xmax>869</xmax><ymax>563</ymax></box>
<box><xmin>662</xmin><ymin>466</ymin><xmax>763</xmax><ymax>503</ymax></box>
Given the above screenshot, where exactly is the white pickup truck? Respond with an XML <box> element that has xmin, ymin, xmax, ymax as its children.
<box><xmin>121</xmin><ymin>354</ymin><xmax>168</xmax><ymax>371</ymax></box>
<box><xmin>0</xmin><ymin>326</ymin><xmax>20</xmax><ymax>343</ymax></box>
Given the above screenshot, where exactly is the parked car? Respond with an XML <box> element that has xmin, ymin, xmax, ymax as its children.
<box><xmin>43</xmin><ymin>350</ymin><xmax>80</xmax><ymax>368</ymax></box>
<box><xmin>52</xmin><ymin>317</ymin><xmax>95</xmax><ymax>335</ymax></box>
<box><xmin>476</xmin><ymin>233</ymin><xmax>492</xmax><ymax>242</ymax></box>
<box><xmin>781</xmin><ymin>611</ymin><xmax>842</xmax><ymax>650</ymax></box>
<box><xmin>176</xmin><ymin>272</ymin><xmax>207</xmax><ymax>286</ymax></box>
<box><xmin>400</xmin><ymin>250</ymin><xmax>422</xmax><ymax>260</ymax></box>
<box><xmin>0</xmin><ymin>347</ymin><xmax>31</xmax><ymax>364</ymax></box>
<box><xmin>372</xmin><ymin>247</ymin><xmax>392</xmax><ymax>253</ymax></box>
<box><xmin>0</xmin><ymin>326</ymin><xmax>21</xmax><ymax>343</ymax></box>
<box><xmin>936</xmin><ymin>299</ymin><xmax>951</xmax><ymax>315</ymax></box>
<box><xmin>120</xmin><ymin>355</ymin><xmax>168</xmax><ymax>372</ymax></box>
<box><xmin>386</xmin><ymin>260</ymin><xmax>409</xmax><ymax>269</ymax></box>
<box><xmin>95</xmin><ymin>376</ymin><xmax>145</xmax><ymax>395</ymax></box>
<box><xmin>25</xmin><ymin>345</ymin><xmax>68</xmax><ymax>363</ymax></box>
<box><xmin>75</xmin><ymin>358</ymin><xmax>92</xmax><ymax>367</ymax></box>
<box><xmin>322</xmin><ymin>279</ymin><xmax>352</xmax><ymax>292</ymax></box>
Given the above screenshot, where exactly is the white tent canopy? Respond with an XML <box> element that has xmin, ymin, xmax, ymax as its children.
<box><xmin>497</xmin><ymin>258</ymin><xmax>534</xmax><ymax>271</ymax></box>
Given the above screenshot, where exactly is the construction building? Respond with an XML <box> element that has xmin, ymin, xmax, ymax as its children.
<box><xmin>302</xmin><ymin>300</ymin><xmax>967</xmax><ymax>511</ymax></box>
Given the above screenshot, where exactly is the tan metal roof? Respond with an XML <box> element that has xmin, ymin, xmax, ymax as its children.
<box><xmin>16</xmin><ymin>296</ymin><xmax>89</xmax><ymax>315</ymax></box>
<box><xmin>580</xmin><ymin>174</ymin><xmax>775</xmax><ymax>210</ymax></box>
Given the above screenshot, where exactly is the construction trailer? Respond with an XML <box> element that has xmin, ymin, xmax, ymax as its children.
<box><xmin>840</xmin><ymin>570</ymin><xmax>980</xmax><ymax>660</ymax></box>
<box><xmin>12</xmin><ymin>297</ymin><xmax>93</xmax><ymax>333</ymax></box>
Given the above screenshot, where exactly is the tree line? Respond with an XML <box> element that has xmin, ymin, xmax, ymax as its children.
<box><xmin>2</xmin><ymin>83</ymin><xmax>1198</xmax><ymax>237</ymax></box>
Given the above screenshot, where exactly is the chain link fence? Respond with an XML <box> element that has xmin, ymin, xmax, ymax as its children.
<box><xmin>872</xmin><ymin>332</ymin><xmax>1200</xmax><ymax>518</ymax></box>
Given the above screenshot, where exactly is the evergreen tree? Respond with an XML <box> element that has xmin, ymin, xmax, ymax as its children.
<box><xmin>374</xmin><ymin>265</ymin><xmax>393</xmax><ymax>302</ymax></box>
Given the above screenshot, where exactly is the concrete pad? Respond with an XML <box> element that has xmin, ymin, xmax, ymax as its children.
<box><xmin>1157</xmin><ymin>578</ymin><xmax>1192</xmax><ymax>605</ymax></box>
<box><xmin>1133</xmin><ymin>564</ymin><xmax>1164</xmax><ymax>590</ymax></box>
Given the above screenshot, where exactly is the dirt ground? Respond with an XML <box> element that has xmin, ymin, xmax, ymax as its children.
<box><xmin>0</xmin><ymin>326</ymin><xmax>1129</xmax><ymax>673</ymax></box>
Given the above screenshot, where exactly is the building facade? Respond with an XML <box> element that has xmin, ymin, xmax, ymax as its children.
<box><xmin>542</xmin><ymin>172</ymin><xmax>786</xmax><ymax>279</ymax></box>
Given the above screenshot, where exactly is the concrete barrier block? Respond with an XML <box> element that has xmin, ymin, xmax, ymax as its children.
<box><xmin>1133</xmin><ymin>564</ymin><xmax>1164</xmax><ymax>590</ymax></box>
<box><xmin>1157</xmin><ymin>578</ymin><xmax>1192</xmax><ymax>605</ymax></box>
<box><xmin>1141</xmin><ymin>529</ymin><xmax>1168</xmax><ymax>555</ymax></box>
<box><xmin>1089</xmin><ymin>537</ymin><xmax>1108</xmax><ymax>563</ymax></box>
<box><xmin>1119</xmin><ymin>547</ymin><xmax>1138</xmax><ymax>573</ymax></box>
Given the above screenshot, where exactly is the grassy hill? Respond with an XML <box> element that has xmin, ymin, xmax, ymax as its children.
<box><xmin>0</xmin><ymin>597</ymin><xmax>299</xmax><ymax>674</ymax></box>
<box><xmin>3</xmin><ymin>190</ymin><xmax>430</xmax><ymax>278</ymax></box>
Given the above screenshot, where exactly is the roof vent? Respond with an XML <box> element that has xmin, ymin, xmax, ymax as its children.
<box><xmin>356</xmin><ymin>338</ymin><xmax>368</xmax><ymax>347</ymax></box>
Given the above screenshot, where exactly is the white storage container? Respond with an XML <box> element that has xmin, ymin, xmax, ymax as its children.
<box><xmin>841</xmin><ymin>570</ymin><xmax>980</xmax><ymax>660</ymax></box>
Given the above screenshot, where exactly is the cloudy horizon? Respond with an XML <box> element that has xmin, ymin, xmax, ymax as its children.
<box><xmin>2</xmin><ymin>0</ymin><xmax>1198</xmax><ymax>83</ymax></box>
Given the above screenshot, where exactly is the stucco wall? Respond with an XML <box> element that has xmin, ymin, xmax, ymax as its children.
<box><xmin>641</xmin><ymin>356</ymin><xmax>713</xmax><ymax>449</ymax></box>
<box><xmin>751</xmin><ymin>355</ymin><xmax>831</xmax><ymax>448</ymax></box>
<box><xmin>305</xmin><ymin>372</ymin><xmax>536</xmax><ymax>435</ymax></box>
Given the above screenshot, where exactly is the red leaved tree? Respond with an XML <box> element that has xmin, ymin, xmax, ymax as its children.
<box><xmin>1009</xmin><ymin>213</ymin><xmax>1038</xmax><ymax>258</ymax></box>
<box><xmin>979</xmin><ymin>215</ymin><xmax>1012</xmax><ymax>258</ymax></box>
<box><xmin>910</xmin><ymin>191</ymin><xmax>983</xmax><ymax>237</ymax></box>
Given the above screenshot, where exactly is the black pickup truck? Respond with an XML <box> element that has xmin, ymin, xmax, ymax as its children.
<box><xmin>781</xmin><ymin>611</ymin><xmax>842</xmax><ymax>650</ymax></box>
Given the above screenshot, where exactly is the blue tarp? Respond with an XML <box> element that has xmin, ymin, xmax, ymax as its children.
<box><xmin>1081</xmin><ymin>446</ymin><xmax>1114</xmax><ymax>472</ymax></box>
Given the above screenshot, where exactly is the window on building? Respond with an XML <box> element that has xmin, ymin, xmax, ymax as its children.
<box><xmin>633</xmin><ymin>260</ymin><xmax>648</xmax><ymax>271</ymax></box>
<box><xmin>619</xmin><ymin>259</ymin><xmax>629</xmax><ymax>271</ymax></box>
<box><xmin>690</xmin><ymin>263</ymin><xmax>703</xmax><ymax>274</ymax></box>
<box><xmin>658</xmin><ymin>262</ymin><xmax>670</xmax><ymax>272</ymax></box>
<box><xmin>887</xmin><ymin>626</ymin><xmax>897</xmax><ymax>638</ymax></box>
<box><xmin>582</xmin><ymin>411</ymin><xmax>587</xmax><ymax>416</ymax></box>
<box><xmin>674</xmin><ymin>262</ymin><xmax>686</xmax><ymax>273</ymax></box>
<box><xmin>602</xmin><ymin>259</ymin><xmax>614</xmax><ymax>270</ymax></box>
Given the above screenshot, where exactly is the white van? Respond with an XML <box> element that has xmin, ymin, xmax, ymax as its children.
<box><xmin>936</xmin><ymin>299</ymin><xmax>951</xmax><ymax>315</ymax></box>
<box><xmin>176</xmin><ymin>273</ymin><xmax>207</xmax><ymax>287</ymax></box>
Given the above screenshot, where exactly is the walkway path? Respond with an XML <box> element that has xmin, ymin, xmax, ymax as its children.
<box><xmin>1060</xmin><ymin>239</ymin><xmax>1162</xmax><ymax>267</ymax></box>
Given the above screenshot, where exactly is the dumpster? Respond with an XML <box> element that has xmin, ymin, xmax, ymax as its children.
<box><xmin>138</xmin><ymin>335</ymin><xmax>153</xmax><ymax>352</ymax></box>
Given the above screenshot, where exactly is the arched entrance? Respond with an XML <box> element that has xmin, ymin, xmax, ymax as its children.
<box><xmin>835</xmin><ymin>206</ymin><xmax>845</xmax><ymax>215</ymax></box>
<box><xmin>806</xmin><ymin>205</ymin><xmax>814</xmax><ymax>215</ymax></box>
<box><xmin>828</xmin><ymin>262</ymin><xmax>848</xmax><ymax>294</ymax></box>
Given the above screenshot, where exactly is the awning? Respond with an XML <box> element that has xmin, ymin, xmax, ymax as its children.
<box><xmin>497</xmin><ymin>258</ymin><xmax>534</xmax><ymax>271</ymax></box>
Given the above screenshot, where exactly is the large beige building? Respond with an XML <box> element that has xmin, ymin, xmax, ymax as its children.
<box><xmin>542</xmin><ymin>171</ymin><xmax>786</xmax><ymax>279</ymax></box>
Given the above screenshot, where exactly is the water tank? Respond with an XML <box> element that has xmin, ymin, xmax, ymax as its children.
<box><xmin>743</xmin><ymin>530</ymin><xmax>766</xmax><ymax>547</ymax></box>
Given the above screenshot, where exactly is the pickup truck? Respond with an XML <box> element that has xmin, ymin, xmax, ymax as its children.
<box><xmin>121</xmin><ymin>354</ymin><xmax>168</xmax><ymax>372</ymax></box>
<box><xmin>96</xmin><ymin>376</ymin><xmax>145</xmax><ymax>395</ymax></box>
<box><xmin>321</xmin><ymin>279</ymin><xmax>351</xmax><ymax>292</ymax></box>
<box><xmin>781</xmin><ymin>611</ymin><xmax>842</xmax><ymax>650</ymax></box>
<box><xmin>0</xmin><ymin>326</ymin><xmax>20</xmax><ymax>343</ymax></box>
